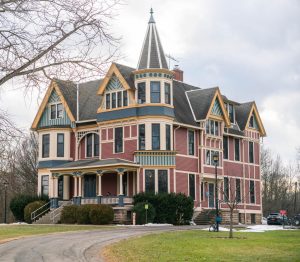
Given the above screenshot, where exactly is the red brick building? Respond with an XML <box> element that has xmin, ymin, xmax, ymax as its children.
<box><xmin>32</xmin><ymin>10</ymin><xmax>266</xmax><ymax>224</ymax></box>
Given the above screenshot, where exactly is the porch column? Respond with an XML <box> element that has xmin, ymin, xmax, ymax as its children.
<box><xmin>50</xmin><ymin>175</ymin><xmax>59</xmax><ymax>208</ymax></box>
<box><xmin>78</xmin><ymin>175</ymin><xmax>82</xmax><ymax>197</ymax></box>
<box><xmin>74</xmin><ymin>176</ymin><xmax>78</xmax><ymax>197</ymax></box>
<box><xmin>96</xmin><ymin>170</ymin><xmax>103</xmax><ymax>204</ymax></box>
<box><xmin>118</xmin><ymin>172</ymin><xmax>124</xmax><ymax>207</ymax></box>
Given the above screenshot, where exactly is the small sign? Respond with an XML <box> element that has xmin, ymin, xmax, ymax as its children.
<box><xmin>145</xmin><ymin>204</ymin><xmax>149</xmax><ymax>210</ymax></box>
<box><xmin>280</xmin><ymin>210</ymin><xmax>287</xmax><ymax>216</ymax></box>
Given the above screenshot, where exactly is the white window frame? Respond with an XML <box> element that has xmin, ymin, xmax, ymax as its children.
<box><xmin>144</xmin><ymin>169</ymin><xmax>169</xmax><ymax>193</ymax></box>
<box><xmin>113</xmin><ymin>126</ymin><xmax>124</xmax><ymax>154</ymax></box>
<box><xmin>49</xmin><ymin>102</ymin><xmax>63</xmax><ymax>120</ymax></box>
<box><xmin>187</xmin><ymin>129</ymin><xmax>195</xmax><ymax>156</ymax></box>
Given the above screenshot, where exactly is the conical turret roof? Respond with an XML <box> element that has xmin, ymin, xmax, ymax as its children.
<box><xmin>137</xmin><ymin>9</ymin><xmax>169</xmax><ymax>70</ymax></box>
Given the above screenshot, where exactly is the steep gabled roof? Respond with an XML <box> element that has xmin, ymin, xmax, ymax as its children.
<box><xmin>115</xmin><ymin>63</ymin><xmax>135</xmax><ymax>90</ymax></box>
<box><xmin>137</xmin><ymin>9</ymin><xmax>168</xmax><ymax>70</ymax></box>
<box><xmin>173</xmin><ymin>80</ymin><xmax>199</xmax><ymax>126</ymax></box>
<box><xmin>235</xmin><ymin>102</ymin><xmax>253</xmax><ymax>130</ymax></box>
<box><xmin>186</xmin><ymin>87</ymin><xmax>218</xmax><ymax>121</ymax></box>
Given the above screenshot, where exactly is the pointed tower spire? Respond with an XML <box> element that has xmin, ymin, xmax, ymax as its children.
<box><xmin>137</xmin><ymin>9</ymin><xmax>168</xmax><ymax>70</ymax></box>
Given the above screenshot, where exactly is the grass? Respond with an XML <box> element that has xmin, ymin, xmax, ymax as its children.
<box><xmin>0</xmin><ymin>224</ymin><xmax>114</xmax><ymax>242</ymax></box>
<box><xmin>104</xmin><ymin>230</ymin><xmax>300</xmax><ymax>262</ymax></box>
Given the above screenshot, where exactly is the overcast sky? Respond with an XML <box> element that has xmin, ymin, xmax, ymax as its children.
<box><xmin>1</xmin><ymin>0</ymin><xmax>299</xmax><ymax>163</ymax></box>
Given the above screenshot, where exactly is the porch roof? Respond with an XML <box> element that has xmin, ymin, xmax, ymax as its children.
<box><xmin>49</xmin><ymin>158</ymin><xmax>139</xmax><ymax>173</ymax></box>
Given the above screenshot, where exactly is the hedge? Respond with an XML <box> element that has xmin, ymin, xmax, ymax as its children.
<box><xmin>24</xmin><ymin>201</ymin><xmax>47</xmax><ymax>224</ymax></box>
<box><xmin>60</xmin><ymin>204</ymin><xmax>114</xmax><ymax>225</ymax></box>
<box><xmin>133</xmin><ymin>193</ymin><xmax>194</xmax><ymax>225</ymax></box>
<box><xmin>89</xmin><ymin>205</ymin><xmax>114</xmax><ymax>225</ymax></box>
<box><xmin>132</xmin><ymin>202</ymin><xmax>155</xmax><ymax>225</ymax></box>
<box><xmin>60</xmin><ymin>205</ymin><xmax>79</xmax><ymax>224</ymax></box>
<box><xmin>10</xmin><ymin>194</ymin><xmax>49</xmax><ymax>222</ymax></box>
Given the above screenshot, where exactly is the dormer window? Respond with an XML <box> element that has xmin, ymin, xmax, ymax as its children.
<box><xmin>50</xmin><ymin>103</ymin><xmax>63</xmax><ymax>119</ymax></box>
<box><xmin>249</xmin><ymin>115</ymin><xmax>254</xmax><ymax>128</ymax></box>
<box><xmin>150</xmin><ymin>81</ymin><xmax>160</xmax><ymax>103</ymax></box>
<box><xmin>227</xmin><ymin>104</ymin><xmax>235</xmax><ymax>123</ymax></box>
<box><xmin>105</xmin><ymin>90</ymin><xmax>128</xmax><ymax>109</ymax></box>
<box><xmin>138</xmin><ymin>82</ymin><xmax>146</xmax><ymax>104</ymax></box>
<box><xmin>206</xmin><ymin>119</ymin><xmax>220</xmax><ymax>136</ymax></box>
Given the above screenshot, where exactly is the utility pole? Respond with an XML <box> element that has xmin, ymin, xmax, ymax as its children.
<box><xmin>3</xmin><ymin>181</ymin><xmax>8</xmax><ymax>223</ymax></box>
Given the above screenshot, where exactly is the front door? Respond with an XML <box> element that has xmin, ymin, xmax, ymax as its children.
<box><xmin>208</xmin><ymin>183</ymin><xmax>215</xmax><ymax>208</ymax></box>
<box><xmin>84</xmin><ymin>174</ymin><xmax>96</xmax><ymax>197</ymax></box>
<box><xmin>58</xmin><ymin>176</ymin><xmax>64</xmax><ymax>200</ymax></box>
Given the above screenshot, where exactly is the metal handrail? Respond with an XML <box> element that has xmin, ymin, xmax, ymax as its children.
<box><xmin>50</xmin><ymin>200</ymin><xmax>72</xmax><ymax>223</ymax></box>
<box><xmin>31</xmin><ymin>201</ymin><xmax>51</xmax><ymax>222</ymax></box>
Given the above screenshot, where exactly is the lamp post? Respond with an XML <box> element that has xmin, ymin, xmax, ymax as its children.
<box><xmin>3</xmin><ymin>181</ymin><xmax>8</xmax><ymax>224</ymax></box>
<box><xmin>294</xmin><ymin>182</ymin><xmax>298</xmax><ymax>215</ymax></box>
<box><xmin>213</xmin><ymin>152</ymin><xmax>219</xmax><ymax>232</ymax></box>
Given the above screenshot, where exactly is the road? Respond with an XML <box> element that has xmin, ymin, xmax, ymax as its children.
<box><xmin>0</xmin><ymin>226</ymin><xmax>203</xmax><ymax>262</ymax></box>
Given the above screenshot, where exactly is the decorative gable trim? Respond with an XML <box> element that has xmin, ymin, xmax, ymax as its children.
<box><xmin>97</xmin><ymin>63</ymin><xmax>131</xmax><ymax>95</ymax></box>
<box><xmin>245</xmin><ymin>103</ymin><xmax>266</xmax><ymax>136</ymax></box>
<box><xmin>207</xmin><ymin>89</ymin><xmax>231</xmax><ymax>127</ymax></box>
<box><xmin>31</xmin><ymin>80</ymin><xmax>76</xmax><ymax>129</ymax></box>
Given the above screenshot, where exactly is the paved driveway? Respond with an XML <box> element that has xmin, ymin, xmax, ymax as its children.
<box><xmin>0</xmin><ymin>226</ymin><xmax>203</xmax><ymax>262</ymax></box>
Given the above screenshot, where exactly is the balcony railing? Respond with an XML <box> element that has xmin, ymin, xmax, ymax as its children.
<box><xmin>134</xmin><ymin>150</ymin><xmax>176</xmax><ymax>166</ymax></box>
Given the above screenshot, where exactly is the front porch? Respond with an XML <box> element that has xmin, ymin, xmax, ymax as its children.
<box><xmin>49</xmin><ymin>159</ymin><xmax>139</xmax><ymax>209</ymax></box>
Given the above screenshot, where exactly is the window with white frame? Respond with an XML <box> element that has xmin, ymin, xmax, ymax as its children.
<box><xmin>106</xmin><ymin>90</ymin><xmax>128</xmax><ymax>109</ymax></box>
<box><xmin>150</xmin><ymin>81</ymin><xmax>161</xmax><ymax>103</ymax></box>
<box><xmin>234</xmin><ymin>138</ymin><xmax>240</xmax><ymax>161</ymax></box>
<box><xmin>138</xmin><ymin>82</ymin><xmax>146</xmax><ymax>104</ymax></box>
<box><xmin>57</xmin><ymin>133</ymin><xmax>64</xmax><ymax>157</ymax></box>
<box><xmin>205</xmin><ymin>150</ymin><xmax>220</xmax><ymax>166</ymax></box>
<box><xmin>205</xmin><ymin>119</ymin><xmax>220</xmax><ymax>136</ymax></box>
<box><xmin>145</xmin><ymin>169</ymin><xmax>168</xmax><ymax>193</ymax></box>
<box><xmin>42</xmin><ymin>134</ymin><xmax>50</xmax><ymax>158</ymax></box>
<box><xmin>41</xmin><ymin>175</ymin><xmax>49</xmax><ymax>196</ymax></box>
<box><xmin>165</xmin><ymin>83</ymin><xmax>171</xmax><ymax>104</ymax></box>
<box><xmin>86</xmin><ymin>133</ymin><xmax>99</xmax><ymax>157</ymax></box>
<box><xmin>188</xmin><ymin>130</ymin><xmax>195</xmax><ymax>155</ymax></box>
<box><xmin>114</xmin><ymin>127</ymin><xmax>123</xmax><ymax>153</ymax></box>
<box><xmin>226</xmin><ymin>103</ymin><xmax>235</xmax><ymax>123</ymax></box>
<box><xmin>189</xmin><ymin>174</ymin><xmax>195</xmax><ymax>200</ymax></box>
<box><xmin>249</xmin><ymin>141</ymin><xmax>254</xmax><ymax>163</ymax></box>
<box><xmin>50</xmin><ymin>103</ymin><xmax>63</xmax><ymax>119</ymax></box>
<box><xmin>152</xmin><ymin>124</ymin><xmax>160</xmax><ymax>150</ymax></box>
<box><xmin>139</xmin><ymin>124</ymin><xmax>145</xmax><ymax>150</ymax></box>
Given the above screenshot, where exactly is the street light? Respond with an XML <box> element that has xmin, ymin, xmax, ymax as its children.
<box><xmin>3</xmin><ymin>181</ymin><xmax>8</xmax><ymax>224</ymax></box>
<box><xmin>213</xmin><ymin>152</ymin><xmax>219</xmax><ymax>232</ymax></box>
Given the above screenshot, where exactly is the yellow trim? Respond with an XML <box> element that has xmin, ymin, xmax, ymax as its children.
<box><xmin>206</xmin><ymin>88</ymin><xmax>231</xmax><ymax>127</ymax></box>
<box><xmin>37</xmin><ymin>127</ymin><xmax>72</xmax><ymax>132</ymax></box>
<box><xmin>97</xmin><ymin>63</ymin><xmax>132</xmax><ymax>95</ymax></box>
<box><xmin>133</xmin><ymin>68</ymin><xmax>174</xmax><ymax>75</ymax></box>
<box><xmin>76</xmin><ymin>124</ymin><xmax>98</xmax><ymax>131</ymax></box>
<box><xmin>245</xmin><ymin>103</ymin><xmax>266</xmax><ymax>137</ymax></box>
<box><xmin>98</xmin><ymin>103</ymin><xmax>174</xmax><ymax>114</ymax></box>
<box><xmin>97</xmin><ymin>63</ymin><xmax>136</xmax><ymax>113</ymax></box>
<box><xmin>31</xmin><ymin>80</ymin><xmax>76</xmax><ymax>129</ymax></box>
<box><xmin>97</xmin><ymin>115</ymin><xmax>174</xmax><ymax>126</ymax></box>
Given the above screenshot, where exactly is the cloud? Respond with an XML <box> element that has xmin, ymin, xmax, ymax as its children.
<box><xmin>1</xmin><ymin>0</ymin><xmax>300</xmax><ymax>162</ymax></box>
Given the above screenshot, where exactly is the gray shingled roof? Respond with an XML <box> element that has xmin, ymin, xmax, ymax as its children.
<box><xmin>137</xmin><ymin>12</ymin><xmax>168</xmax><ymax>70</ymax></box>
<box><xmin>186</xmin><ymin>87</ymin><xmax>218</xmax><ymax>121</ymax></box>
<box><xmin>55</xmin><ymin>79</ymin><xmax>103</xmax><ymax>121</ymax></box>
<box><xmin>115</xmin><ymin>63</ymin><xmax>135</xmax><ymax>90</ymax></box>
<box><xmin>173</xmin><ymin>80</ymin><xmax>199</xmax><ymax>126</ymax></box>
<box><xmin>51</xmin><ymin>158</ymin><xmax>138</xmax><ymax>170</ymax></box>
<box><xmin>235</xmin><ymin>102</ymin><xmax>253</xmax><ymax>130</ymax></box>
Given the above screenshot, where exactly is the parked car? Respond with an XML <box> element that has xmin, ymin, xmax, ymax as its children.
<box><xmin>267</xmin><ymin>213</ymin><xmax>286</xmax><ymax>225</ymax></box>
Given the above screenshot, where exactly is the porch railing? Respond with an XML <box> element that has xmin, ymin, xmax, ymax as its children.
<box><xmin>134</xmin><ymin>150</ymin><xmax>176</xmax><ymax>166</ymax></box>
<box><xmin>31</xmin><ymin>201</ymin><xmax>51</xmax><ymax>222</ymax></box>
<box><xmin>78</xmin><ymin>196</ymin><xmax>133</xmax><ymax>205</ymax></box>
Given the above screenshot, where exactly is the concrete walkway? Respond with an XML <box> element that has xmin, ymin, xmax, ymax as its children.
<box><xmin>0</xmin><ymin>225</ymin><xmax>203</xmax><ymax>262</ymax></box>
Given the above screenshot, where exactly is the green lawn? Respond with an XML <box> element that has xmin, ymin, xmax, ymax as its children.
<box><xmin>104</xmin><ymin>230</ymin><xmax>300</xmax><ymax>262</ymax></box>
<box><xmin>0</xmin><ymin>224</ymin><xmax>113</xmax><ymax>242</ymax></box>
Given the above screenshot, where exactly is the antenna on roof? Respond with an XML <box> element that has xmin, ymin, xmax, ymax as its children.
<box><xmin>165</xmin><ymin>54</ymin><xmax>179</xmax><ymax>69</ymax></box>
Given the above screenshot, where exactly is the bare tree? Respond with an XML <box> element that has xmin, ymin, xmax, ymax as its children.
<box><xmin>220</xmin><ymin>176</ymin><xmax>244</xmax><ymax>238</ymax></box>
<box><xmin>0</xmin><ymin>0</ymin><xmax>121</xmax><ymax>91</ymax></box>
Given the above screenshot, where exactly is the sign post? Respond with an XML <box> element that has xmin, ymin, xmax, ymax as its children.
<box><xmin>145</xmin><ymin>203</ymin><xmax>149</xmax><ymax>224</ymax></box>
<box><xmin>280</xmin><ymin>210</ymin><xmax>287</xmax><ymax>229</ymax></box>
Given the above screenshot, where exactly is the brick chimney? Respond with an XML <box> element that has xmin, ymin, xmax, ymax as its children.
<box><xmin>173</xmin><ymin>65</ymin><xmax>183</xmax><ymax>82</ymax></box>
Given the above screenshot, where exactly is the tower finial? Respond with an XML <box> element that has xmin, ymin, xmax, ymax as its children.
<box><xmin>149</xmin><ymin>8</ymin><xmax>155</xmax><ymax>23</ymax></box>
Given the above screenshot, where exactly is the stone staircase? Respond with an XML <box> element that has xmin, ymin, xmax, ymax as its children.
<box><xmin>33</xmin><ymin>201</ymin><xmax>72</xmax><ymax>224</ymax></box>
<box><xmin>193</xmin><ymin>209</ymin><xmax>218</xmax><ymax>225</ymax></box>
